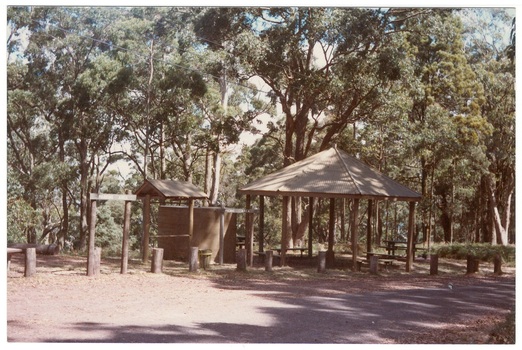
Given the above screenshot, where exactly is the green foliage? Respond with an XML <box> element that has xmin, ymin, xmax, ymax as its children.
<box><xmin>7</xmin><ymin>198</ymin><xmax>41</xmax><ymax>243</ymax></box>
<box><xmin>432</xmin><ymin>243</ymin><xmax>515</xmax><ymax>263</ymax></box>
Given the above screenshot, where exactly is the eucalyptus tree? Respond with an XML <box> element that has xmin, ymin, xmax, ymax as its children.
<box><xmin>194</xmin><ymin>8</ymin><xmax>271</xmax><ymax>205</ymax></box>
<box><xmin>196</xmin><ymin>7</ymin><xmax>419</xmax><ymax>244</ymax></box>
<box><xmin>107</xmin><ymin>7</ymin><xmax>221</xmax><ymax>187</ymax></box>
<box><xmin>7</xmin><ymin>7</ymin><xmax>132</xmax><ymax>249</ymax></box>
<box><xmin>462</xmin><ymin>9</ymin><xmax>515</xmax><ymax>245</ymax></box>
<box><xmin>394</xmin><ymin>9</ymin><xmax>493</xmax><ymax>244</ymax></box>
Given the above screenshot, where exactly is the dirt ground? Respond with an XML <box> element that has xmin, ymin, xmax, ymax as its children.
<box><xmin>5</xmin><ymin>253</ymin><xmax>516</xmax><ymax>344</ymax></box>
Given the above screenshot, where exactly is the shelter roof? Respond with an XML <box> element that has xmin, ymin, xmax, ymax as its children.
<box><xmin>134</xmin><ymin>179</ymin><xmax>208</xmax><ymax>200</ymax></box>
<box><xmin>239</xmin><ymin>147</ymin><xmax>421</xmax><ymax>201</ymax></box>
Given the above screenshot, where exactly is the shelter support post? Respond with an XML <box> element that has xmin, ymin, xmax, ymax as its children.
<box><xmin>366</xmin><ymin>200</ymin><xmax>373</xmax><ymax>259</ymax></box>
<box><xmin>219</xmin><ymin>205</ymin><xmax>225</xmax><ymax>265</ymax></box>
<box><xmin>326</xmin><ymin>198</ymin><xmax>335</xmax><ymax>268</ymax></box>
<box><xmin>246</xmin><ymin>195</ymin><xmax>254</xmax><ymax>267</ymax></box>
<box><xmin>87</xmin><ymin>197</ymin><xmax>97</xmax><ymax>276</ymax></box>
<box><xmin>142</xmin><ymin>194</ymin><xmax>151</xmax><ymax>262</ymax></box>
<box><xmin>281</xmin><ymin>196</ymin><xmax>289</xmax><ymax>266</ymax></box>
<box><xmin>188</xmin><ymin>198</ymin><xmax>194</xmax><ymax>253</ymax></box>
<box><xmin>308</xmin><ymin>197</ymin><xmax>314</xmax><ymax>258</ymax></box>
<box><xmin>351</xmin><ymin>198</ymin><xmax>360</xmax><ymax>271</ymax></box>
<box><xmin>259</xmin><ymin>196</ymin><xmax>265</xmax><ymax>253</ymax></box>
<box><xmin>121</xmin><ymin>190</ymin><xmax>132</xmax><ymax>274</ymax></box>
<box><xmin>406</xmin><ymin>201</ymin><xmax>416</xmax><ymax>272</ymax></box>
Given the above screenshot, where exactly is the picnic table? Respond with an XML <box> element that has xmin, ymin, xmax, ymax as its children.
<box><xmin>276</xmin><ymin>247</ymin><xmax>307</xmax><ymax>257</ymax></box>
<box><xmin>383</xmin><ymin>240</ymin><xmax>407</xmax><ymax>256</ymax></box>
<box><xmin>382</xmin><ymin>240</ymin><xmax>427</xmax><ymax>258</ymax></box>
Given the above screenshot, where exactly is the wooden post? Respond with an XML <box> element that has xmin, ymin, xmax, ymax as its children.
<box><xmin>87</xmin><ymin>198</ymin><xmax>97</xmax><ymax>276</ymax></box>
<box><xmin>246</xmin><ymin>195</ymin><xmax>254</xmax><ymax>267</ymax></box>
<box><xmin>121</xmin><ymin>190</ymin><xmax>132</xmax><ymax>274</ymax></box>
<box><xmin>281</xmin><ymin>196</ymin><xmax>289</xmax><ymax>266</ymax></box>
<box><xmin>259</xmin><ymin>196</ymin><xmax>265</xmax><ymax>253</ymax></box>
<box><xmin>466</xmin><ymin>254</ymin><xmax>479</xmax><ymax>274</ymax></box>
<box><xmin>189</xmin><ymin>246</ymin><xmax>199</xmax><ymax>272</ymax></box>
<box><xmin>326</xmin><ymin>198</ymin><xmax>336</xmax><ymax>268</ymax></box>
<box><xmin>237</xmin><ymin>248</ymin><xmax>247</xmax><ymax>271</ymax></box>
<box><xmin>351</xmin><ymin>198</ymin><xmax>360</xmax><ymax>271</ymax></box>
<box><xmin>367</xmin><ymin>200</ymin><xmax>373</xmax><ymax>259</ymax></box>
<box><xmin>308</xmin><ymin>197</ymin><xmax>314</xmax><ymax>258</ymax></box>
<box><xmin>369</xmin><ymin>255</ymin><xmax>379</xmax><ymax>274</ymax></box>
<box><xmin>317</xmin><ymin>251</ymin><xmax>326</xmax><ymax>273</ymax></box>
<box><xmin>93</xmin><ymin>247</ymin><xmax>102</xmax><ymax>275</ymax></box>
<box><xmin>142</xmin><ymin>194</ymin><xmax>151</xmax><ymax>263</ymax></box>
<box><xmin>151</xmin><ymin>248</ymin><xmax>164</xmax><ymax>273</ymax></box>
<box><xmin>24</xmin><ymin>248</ymin><xmax>36</xmax><ymax>277</ymax></box>
<box><xmin>219</xmin><ymin>205</ymin><xmax>225</xmax><ymax>265</ymax></box>
<box><xmin>265</xmin><ymin>250</ymin><xmax>273</xmax><ymax>272</ymax></box>
<box><xmin>188</xmin><ymin>198</ymin><xmax>194</xmax><ymax>252</ymax></box>
<box><xmin>494</xmin><ymin>254</ymin><xmax>503</xmax><ymax>275</ymax></box>
<box><xmin>430</xmin><ymin>254</ymin><xmax>439</xmax><ymax>275</ymax></box>
<box><xmin>405</xmin><ymin>201</ymin><xmax>416</xmax><ymax>272</ymax></box>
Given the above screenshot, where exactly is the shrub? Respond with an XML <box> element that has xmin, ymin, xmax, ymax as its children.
<box><xmin>431</xmin><ymin>243</ymin><xmax>515</xmax><ymax>264</ymax></box>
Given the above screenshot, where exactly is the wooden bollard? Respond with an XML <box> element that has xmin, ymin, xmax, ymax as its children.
<box><xmin>325</xmin><ymin>250</ymin><xmax>335</xmax><ymax>269</ymax></box>
<box><xmin>237</xmin><ymin>248</ymin><xmax>247</xmax><ymax>271</ymax></box>
<box><xmin>189</xmin><ymin>247</ymin><xmax>199</xmax><ymax>272</ymax></box>
<box><xmin>430</xmin><ymin>254</ymin><xmax>439</xmax><ymax>275</ymax></box>
<box><xmin>466</xmin><ymin>254</ymin><xmax>479</xmax><ymax>274</ymax></box>
<box><xmin>24</xmin><ymin>248</ymin><xmax>36</xmax><ymax>277</ymax></box>
<box><xmin>369</xmin><ymin>255</ymin><xmax>379</xmax><ymax>274</ymax></box>
<box><xmin>265</xmin><ymin>250</ymin><xmax>273</xmax><ymax>272</ymax></box>
<box><xmin>151</xmin><ymin>248</ymin><xmax>164</xmax><ymax>273</ymax></box>
<box><xmin>317</xmin><ymin>251</ymin><xmax>326</xmax><ymax>273</ymax></box>
<box><xmin>493</xmin><ymin>254</ymin><xmax>503</xmax><ymax>275</ymax></box>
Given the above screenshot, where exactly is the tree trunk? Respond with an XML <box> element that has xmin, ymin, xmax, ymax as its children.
<box><xmin>485</xmin><ymin>174</ymin><xmax>511</xmax><ymax>245</ymax></box>
<box><xmin>78</xmin><ymin>137</ymin><xmax>90</xmax><ymax>251</ymax></box>
<box><xmin>59</xmin><ymin>132</ymin><xmax>69</xmax><ymax>249</ymax></box>
<box><xmin>8</xmin><ymin>243</ymin><xmax>60</xmax><ymax>255</ymax></box>
<box><xmin>209</xmin><ymin>150</ymin><xmax>221</xmax><ymax>205</ymax></box>
<box><xmin>204</xmin><ymin>147</ymin><xmax>212</xmax><ymax>206</ymax></box>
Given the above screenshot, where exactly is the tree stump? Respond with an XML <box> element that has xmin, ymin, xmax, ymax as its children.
<box><xmin>24</xmin><ymin>248</ymin><xmax>36</xmax><ymax>277</ymax></box>
<box><xmin>265</xmin><ymin>250</ymin><xmax>273</xmax><ymax>272</ymax></box>
<box><xmin>493</xmin><ymin>254</ymin><xmax>503</xmax><ymax>275</ymax></box>
<box><xmin>317</xmin><ymin>251</ymin><xmax>326</xmax><ymax>273</ymax></box>
<box><xmin>189</xmin><ymin>247</ymin><xmax>199</xmax><ymax>272</ymax></box>
<box><xmin>151</xmin><ymin>248</ymin><xmax>164</xmax><ymax>273</ymax></box>
<box><xmin>237</xmin><ymin>248</ymin><xmax>247</xmax><ymax>271</ymax></box>
<box><xmin>369</xmin><ymin>255</ymin><xmax>379</xmax><ymax>274</ymax></box>
<box><xmin>430</xmin><ymin>254</ymin><xmax>439</xmax><ymax>275</ymax></box>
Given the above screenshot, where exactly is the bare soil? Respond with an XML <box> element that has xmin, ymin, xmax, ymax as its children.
<box><xmin>6</xmin><ymin>253</ymin><xmax>516</xmax><ymax>344</ymax></box>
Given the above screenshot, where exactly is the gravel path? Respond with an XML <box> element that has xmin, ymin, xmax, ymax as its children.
<box><xmin>6</xmin><ymin>255</ymin><xmax>515</xmax><ymax>343</ymax></box>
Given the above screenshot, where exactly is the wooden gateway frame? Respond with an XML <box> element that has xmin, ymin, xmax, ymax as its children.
<box><xmin>88</xmin><ymin>192</ymin><xmax>137</xmax><ymax>276</ymax></box>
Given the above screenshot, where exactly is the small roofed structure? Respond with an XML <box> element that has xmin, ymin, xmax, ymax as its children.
<box><xmin>134</xmin><ymin>179</ymin><xmax>208</xmax><ymax>201</ymax></box>
<box><xmin>134</xmin><ymin>179</ymin><xmax>208</xmax><ymax>262</ymax></box>
<box><xmin>240</xmin><ymin>146</ymin><xmax>421</xmax><ymax>270</ymax></box>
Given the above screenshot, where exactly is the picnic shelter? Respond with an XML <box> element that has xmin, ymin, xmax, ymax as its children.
<box><xmin>239</xmin><ymin>146</ymin><xmax>422</xmax><ymax>271</ymax></box>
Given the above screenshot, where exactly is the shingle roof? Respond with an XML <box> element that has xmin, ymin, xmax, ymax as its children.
<box><xmin>134</xmin><ymin>179</ymin><xmax>208</xmax><ymax>200</ymax></box>
<box><xmin>239</xmin><ymin>147</ymin><xmax>421</xmax><ymax>201</ymax></box>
